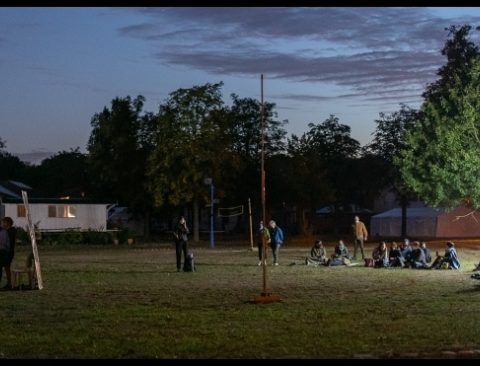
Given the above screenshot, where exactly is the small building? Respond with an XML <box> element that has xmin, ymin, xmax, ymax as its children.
<box><xmin>0</xmin><ymin>180</ymin><xmax>111</xmax><ymax>232</ymax></box>
<box><xmin>370</xmin><ymin>206</ymin><xmax>480</xmax><ymax>238</ymax></box>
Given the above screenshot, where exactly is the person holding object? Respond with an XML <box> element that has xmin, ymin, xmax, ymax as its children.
<box><xmin>352</xmin><ymin>215</ymin><xmax>368</xmax><ymax>260</ymax></box>
<box><xmin>173</xmin><ymin>216</ymin><xmax>189</xmax><ymax>272</ymax></box>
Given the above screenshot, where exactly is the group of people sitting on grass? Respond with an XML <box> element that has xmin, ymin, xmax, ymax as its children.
<box><xmin>305</xmin><ymin>238</ymin><xmax>461</xmax><ymax>270</ymax></box>
<box><xmin>304</xmin><ymin>239</ymin><xmax>352</xmax><ymax>267</ymax></box>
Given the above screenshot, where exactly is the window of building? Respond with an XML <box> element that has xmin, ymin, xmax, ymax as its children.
<box><xmin>47</xmin><ymin>205</ymin><xmax>76</xmax><ymax>218</ymax></box>
<box><xmin>17</xmin><ymin>204</ymin><xmax>26</xmax><ymax>217</ymax></box>
<box><xmin>58</xmin><ymin>205</ymin><xmax>76</xmax><ymax>218</ymax></box>
<box><xmin>48</xmin><ymin>205</ymin><xmax>56</xmax><ymax>218</ymax></box>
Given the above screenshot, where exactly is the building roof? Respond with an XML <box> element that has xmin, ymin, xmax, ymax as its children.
<box><xmin>0</xmin><ymin>180</ymin><xmax>111</xmax><ymax>204</ymax></box>
<box><xmin>0</xmin><ymin>180</ymin><xmax>38</xmax><ymax>199</ymax></box>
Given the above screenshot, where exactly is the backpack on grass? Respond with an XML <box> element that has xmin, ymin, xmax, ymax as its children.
<box><xmin>184</xmin><ymin>252</ymin><xmax>195</xmax><ymax>272</ymax></box>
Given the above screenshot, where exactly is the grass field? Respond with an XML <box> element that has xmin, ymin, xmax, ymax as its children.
<box><xmin>1</xmin><ymin>240</ymin><xmax>480</xmax><ymax>359</ymax></box>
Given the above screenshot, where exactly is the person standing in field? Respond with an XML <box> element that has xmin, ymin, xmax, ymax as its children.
<box><xmin>173</xmin><ymin>216</ymin><xmax>189</xmax><ymax>272</ymax></box>
<box><xmin>352</xmin><ymin>215</ymin><xmax>368</xmax><ymax>260</ymax></box>
<box><xmin>1</xmin><ymin>217</ymin><xmax>16</xmax><ymax>290</ymax></box>
<box><xmin>0</xmin><ymin>220</ymin><xmax>11</xmax><ymax>289</ymax></box>
<box><xmin>268</xmin><ymin>220</ymin><xmax>284</xmax><ymax>266</ymax></box>
<box><xmin>257</xmin><ymin>221</ymin><xmax>271</xmax><ymax>266</ymax></box>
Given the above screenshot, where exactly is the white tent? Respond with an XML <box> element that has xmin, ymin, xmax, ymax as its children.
<box><xmin>370</xmin><ymin>206</ymin><xmax>480</xmax><ymax>238</ymax></box>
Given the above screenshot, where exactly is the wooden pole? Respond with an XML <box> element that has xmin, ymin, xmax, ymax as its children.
<box><xmin>252</xmin><ymin>74</ymin><xmax>281</xmax><ymax>304</ymax></box>
<box><xmin>260</xmin><ymin>74</ymin><xmax>267</xmax><ymax>294</ymax></box>
<box><xmin>21</xmin><ymin>190</ymin><xmax>43</xmax><ymax>290</ymax></box>
<box><xmin>248</xmin><ymin>198</ymin><xmax>254</xmax><ymax>251</ymax></box>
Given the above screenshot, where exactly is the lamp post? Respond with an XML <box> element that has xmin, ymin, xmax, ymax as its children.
<box><xmin>204</xmin><ymin>177</ymin><xmax>215</xmax><ymax>249</ymax></box>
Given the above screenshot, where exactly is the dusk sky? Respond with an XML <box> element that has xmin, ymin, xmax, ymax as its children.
<box><xmin>2</xmin><ymin>7</ymin><xmax>480</xmax><ymax>164</ymax></box>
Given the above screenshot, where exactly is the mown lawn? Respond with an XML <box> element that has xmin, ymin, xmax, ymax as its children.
<box><xmin>1</xmin><ymin>241</ymin><xmax>480</xmax><ymax>358</ymax></box>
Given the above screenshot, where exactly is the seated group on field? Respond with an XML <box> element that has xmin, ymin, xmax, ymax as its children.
<box><xmin>305</xmin><ymin>239</ymin><xmax>351</xmax><ymax>267</ymax></box>
<box><xmin>372</xmin><ymin>239</ymin><xmax>460</xmax><ymax>270</ymax></box>
<box><xmin>306</xmin><ymin>238</ymin><xmax>461</xmax><ymax>270</ymax></box>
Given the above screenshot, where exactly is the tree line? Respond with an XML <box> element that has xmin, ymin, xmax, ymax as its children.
<box><xmin>1</xmin><ymin>25</ymin><xmax>479</xmax><ymax>240</ymax></box>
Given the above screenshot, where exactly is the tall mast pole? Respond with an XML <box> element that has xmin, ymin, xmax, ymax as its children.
<box><xmin>260</xmin><ymin>74</ymin><xmax>267</xmax><ymax>294</ymax></box>
<box><xmin>252</xmin><ymin>74</ymin><xmax>281</xmax><ymax>304</ymax></box>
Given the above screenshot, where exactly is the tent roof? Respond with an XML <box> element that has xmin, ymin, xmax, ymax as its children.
<box><xmin>372</xmin><ymin>207</ymin><xmax>444</xmax><ymax>218</ymax></box>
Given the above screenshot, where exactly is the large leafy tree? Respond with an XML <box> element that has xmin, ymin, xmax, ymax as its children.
<box><xmin>148</xmin><ymin>82</ymin><xmax>234</xmax><ymax>241</ymax></box>
<box><xmin>423</xmin><ymin>25</ymin><xmax>479</xmax><ymax>103</ymax></box>
<box><xmin>228</xmin><ymin>94</ymin><xmax>287</xmax><ymax>160</ymax></box>
<box><xmin>285</xmin><ymin>115</ymin><xmax>360</xmax><ymax>233</ymax></box>
<box><xmin>35</xmin><ymin>148</ymin><xmax>89</xmax><ymax>197</ymax></box>
<box><xmin>397</xmin><ymin>25</ymin><xmax>480</xmax><ymax>210</ymax></box>
<box><xmin>365</xmin><ymin>105</ymin><xmax>419</xmax><ymax>236</ymax></box>
<box><xmin>366</xmin><ymin>105</ymin><xmax>419</xmax><ymax>166</ymax></box>
<box><xmin>88</xmin><ymin>95</ymin><xmax>156</xmax><ymax>234</ymax></box>
<box><xmin>292</xmin><ymin>115</ymin><xmax>360</xmax><ymax>161</ymax></box>
<box><xmin>226</xmin><ymin>94</ymin><xmax>288</xmax><ymax>212</ymax></box>
<box><xmin>398</xmin><ymin>58</ymin><xmax>480</xmax><ymax>209</ymax></box>
<box><xmin>0</xmin><ymin>138</ymin><xmax>32</xmax><ymax>182</ymax></box>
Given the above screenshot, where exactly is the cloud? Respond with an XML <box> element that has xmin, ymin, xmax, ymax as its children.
<box><xmin>117</xmin><ymin>7</ymin><xmax>480</xmax><ymax>102</ymax></box>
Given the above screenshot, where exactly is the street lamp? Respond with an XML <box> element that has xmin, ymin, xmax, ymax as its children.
<box><xmin>204</xmin><ymin>177</ymin><xmax>215</xmax><ymax>249</ymax></box>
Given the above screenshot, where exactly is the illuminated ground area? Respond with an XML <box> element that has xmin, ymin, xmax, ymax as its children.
<box><xmin>1</xmin><ymin>242</ymin><xmax>480</xmax><ymax>358</ymax></box>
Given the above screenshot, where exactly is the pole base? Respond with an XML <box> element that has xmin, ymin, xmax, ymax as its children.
<box><xmin>251</xmin><ymin>292</ymin><xmax>282</xmax><ymax>304</ymax></box>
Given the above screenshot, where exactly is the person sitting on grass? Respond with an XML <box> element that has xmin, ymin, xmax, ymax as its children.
<box><xmin>305</xmin><ymin>240</ymin><xmax>328</xmax><ymax>266</ymax></box>
<box><xmin>328</xmin><ymin>240</ymin><xmax>351</xmax><ymax>266</ymax></box>
<box><xmin>474</xmin><ymin>261</ymin><xmax>480</xmax><ymax>272</ymax></box>
<box><xmin>372</xmin><ymin>241</ymin><xmax>389</xmax><ymax>268</ymax></box>
<box><xmin>399</xmin><ymin>238</ymin><xmax>412</xmax><ymax>267</ymax></box>
<box><xmin>430</xmin><ymin>241</ymin><xmax>460</xmax><ymax>270</ymax></box>
<box><xmin>409</xmin><ymin>241</ymin><xmax>428</xmax><ymax>269</ymax></box>
<box><xmin>389</xmin><ymin>241</ymin><xmax>404</xmax><ymax>267</ymax></box>
<box><xmin>420</xmin><ymin>241</ymin><xmax>432</xmax><ymax>264</ymax></box>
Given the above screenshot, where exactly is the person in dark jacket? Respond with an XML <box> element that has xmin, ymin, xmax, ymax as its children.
<box><xmin>173</xmin><ymin>216</ymin><xmax>190</xmax><ymax>272</ymax></box>
<box><xmin>389</xmin><ymin>241</ymin><xmax>404</xmax><ymax>267</ymax></box>
<box><xmin>0</xmin><ymin>217</ymin><xmax>16</xmax><ymax>289</ymax></box>
<box><xmin>0</xmin><ymin>220</ymin><xmax>11</xmax><ymax>289</ymax></box>
<box><xmin>409</xmin><ymin>241</ymin><xmax>428</xmax><ymax>269</ymax></box>
<box><xmin>328</xmin><ymin>240</ymin><xmax>351</xmax><ymax>266</ymax></box>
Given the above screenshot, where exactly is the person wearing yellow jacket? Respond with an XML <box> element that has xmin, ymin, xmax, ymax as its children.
<box><xmin>352</xmin><ymin>215</ymin><xmax>368</xmax><ymax>260</ymax></box>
